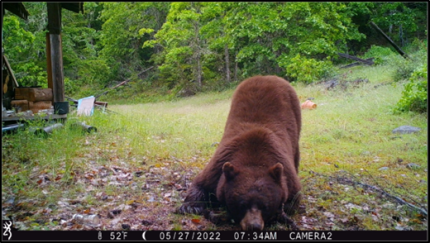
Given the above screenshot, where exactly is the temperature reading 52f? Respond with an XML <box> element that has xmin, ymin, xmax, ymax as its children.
<box><xmin>110</xmin><ymin>232</ymin><xmax>128</xmax><ymax>240</ymax></box>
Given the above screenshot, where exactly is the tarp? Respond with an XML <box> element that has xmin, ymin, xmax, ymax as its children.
<box><xmin>77</xmin><ymin>96</ymin><xmax>95</xmax><ymax>116</ymax></box>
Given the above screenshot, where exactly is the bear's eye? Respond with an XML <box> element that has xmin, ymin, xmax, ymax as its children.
<box><xmin>238</xmin><ymin>200</ymin><xmax>247</xmax><ymax>208</ymax></box>
<box><xmin>258</xmin><ymin>202</ymin><xmax>267</xmax><ymax>211</ymax></box>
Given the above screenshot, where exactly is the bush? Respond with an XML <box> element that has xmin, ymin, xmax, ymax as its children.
<box><xmin>391</xmin><ymin>57</ymin><xmax>417</xmax><ymax>82</ymax></box>
<box><xmin>285</xmin><ymin>54</ymin><xmax>335</xmax><ymax>84</ymax></box>
<box><xmin>388</xmin><ymin>40</ymin><xmax>427</xmax><ymax>82</ymax></box>
<box><xmin>361</xmin><ymin>45</ymin><xmax>395</xmax><ymax>65</ymax></box>
<box><xmin>394</xmin><ymin>64</ymin><xmax>427</xmax><ymax>113</ymax></box>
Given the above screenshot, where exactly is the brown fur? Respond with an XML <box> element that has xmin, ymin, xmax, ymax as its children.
<box><xmin>177</xmin><ymin>75</ymin><xmax>302</xmax><ymax>230</ymax></box>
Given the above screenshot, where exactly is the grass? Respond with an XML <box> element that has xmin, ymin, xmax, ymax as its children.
<box><xmin>2</xmin><ymin>52</ymin><xmax>427</xmax><ymax>231</ymax></box>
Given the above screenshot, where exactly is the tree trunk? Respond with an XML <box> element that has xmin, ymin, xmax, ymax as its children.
<box><xmin>234</xmin><ymin>50</ymin><xmax>238</xmax><ymax>82</ymax></box>
<box><xmin>191</xmin><ymin>3</ymin><xmax>203</xmax><ymax>89</ymax></box>
<box><xmin>197</xmin><ymin>55</ymin><xmax>202</xmax><ymax>89</ymax></box>
<box><xmin>225</xmin><ymin>44</ymin><xmax>230</xmax><ymax>83</ymax></box>
<box><xmin>399</xmin><ymin>24</ymin><xmax>404</xmax><ymax>47</ymax></box>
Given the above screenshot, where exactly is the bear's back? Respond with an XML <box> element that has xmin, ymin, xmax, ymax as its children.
<box><xmin>222</xmin><ymin>75</ymin><xmax>301</xmax><ymax>149</ymax></box>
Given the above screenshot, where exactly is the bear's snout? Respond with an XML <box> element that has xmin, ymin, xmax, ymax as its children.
<box><xmin>240</xmin><ymin>207</ymin><xmax>264</xmax><ymax>231</ymax></box>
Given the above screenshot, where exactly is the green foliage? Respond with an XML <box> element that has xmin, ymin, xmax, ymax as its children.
<box><xmin>99</xmin><ymin>2</ymin><xmax>169</xmax><ymax>82</ymax></box>
<box><xmin>2</xmin><ymin>16</ymin><xmax>35</xmax><ymax>55</ymax></box>
<box><xmin>371</xmin><ymin>2</ymin><xmax>424</xmax><ymax>46</ymax></box>
<box><xmin>149</xmin><ymin>2</ymin><xmax>365</xmax><ymax>89</ymax></box>
<box><xmin>2</xmin><ymin>2</ymin><xmax>427</xmax><ymax>100</ymax></box>
<box><xmin>391</xmin><ymin>58</ymin><xmax>417</xmax><ymax>82</ymax></box>
<box><xmin>394</xmin><ymin>64</ymin><xmax>427</xmax><ymax>113</ymax></box>
<box><xmin>361</xmin><ymin>45</ymin><xmax>396</xmax><ymax>65</ymax></box>
<box><xmin>13</xmin><ymin>62</ymin><xmax>48</xmax><ymax>87</ymax></box>
<box><xmin>64</xmin><ymin>77</ymin><xmax>78</xmax><ymax>94</ymax></box>
<box><xmin>285</xmin><ymin>54</ymin><xmax>335</xmax><ymax>84</ymax></box>
<box><xmin>2</xmin><ymin>15</ymin><xmax>47</xmax><ymax>87</ymax></box>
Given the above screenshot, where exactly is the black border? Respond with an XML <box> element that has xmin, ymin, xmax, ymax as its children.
<box><xmin>1</xmin><ymin>230</ymin><xmax>428</xmax><ymax>241</ymax></box>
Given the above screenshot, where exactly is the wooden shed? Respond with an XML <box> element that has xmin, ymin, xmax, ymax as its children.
<box><xmin>2</xmin><ymin>2</ymin><xmax>83</xmax><ymax>123</ymax></box>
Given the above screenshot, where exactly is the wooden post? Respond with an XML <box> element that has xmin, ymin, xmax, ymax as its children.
<box><xmin>50</xmin><ymin>34</ymin><xmax>65</xmax><ymax>103</ymax></box>
<box><xmin>370</xmin><ymin>21</ymin><xmax>409</xmax><ymax>59</ymax></box>
<box><xmin>47</xmin><ymin>3</ymin><xmax>65</xmax><ymax>103</ymax></box>
<box><xmin>46</xmin><ymin>33</ymin><xmax>53</xmax><ymax>90</ymax></box>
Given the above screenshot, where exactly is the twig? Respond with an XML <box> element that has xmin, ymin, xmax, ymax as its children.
<box><xmin>309</xmin><ymin>170</ymin><xmax>428</xmax><ymax>216</ymax></box>
<box><xmin>360</xmin><ymin>168</ymin><xmax>426</xmax><ymax>215</ymax></box>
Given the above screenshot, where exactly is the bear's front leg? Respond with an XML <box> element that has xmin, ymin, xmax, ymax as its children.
<box><xmin>176</xmin><ymin>184</ymin><xmax>207</xmax><ymax>215</ymax></box>
<box><xmin>176</xmin><ymin>158</ymin><xmax>224</xmax><ymax>215</ymax></box>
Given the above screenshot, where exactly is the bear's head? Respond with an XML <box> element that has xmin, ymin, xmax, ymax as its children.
<box><xmin>216</xmin><ymin>161</ymin><xmax>288</xmax><ymax>231</ymax></box>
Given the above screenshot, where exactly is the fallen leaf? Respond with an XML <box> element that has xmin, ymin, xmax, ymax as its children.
<box><xmin>340</xmin><ymin>218</ymin><xmax>349</xmax><ymax>223</ymax></box>
<box><xmin>323</xmin><ymin>212</ymin><xmax>334</xmax><ymax>219</ymax></box>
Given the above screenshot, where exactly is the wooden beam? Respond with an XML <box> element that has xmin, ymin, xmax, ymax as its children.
<box><xmin>3</xmin><ymin>3</ymin><xmax>29</xmax><ymax>20</ymax></box>
<box><xmin>47</xmin><ymin>3</ymin><xmax>61</xmax><ymax>34</ymax></box>
<box><xmin>46</xmin><ymin>33</ymin><xmax>53</xmax><ymax>90</ymax></box>
<box><xmin>61</xmin><ymin>3</ymin><xmax>84</xmax><ymax>13</ymax></box>
<box><xmin>370</xmin><ymin>21</ymin><xmax>409</xmax><ymax>59</ymax></box>
<box><xmin>49</xmin><ymin>34</ymin><xmax>65</xmax><ymax>103</ymax></box>
<box><xmin>2</xmin><ymin>54</ymin><xmax>19</xmax><ymax>87</ymax></box>
<box><xmin>47</xmin><ymin>3</ymin><xmax>65</xmax><ymax>103</ymax></box>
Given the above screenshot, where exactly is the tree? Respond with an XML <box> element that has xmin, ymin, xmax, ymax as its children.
<box><xmin>99</xmin><ymin>2</ymin><xmax>169</xmax><ymax>84</ymax></box>
<box><xmin>220</xmin><ymin>2</ymin><xmax>364</xmax><ymax>83</ymax></box>
<box><xmin>146</xmin><ymin>2</ymin><xmax>208</xmax><ymax>91</ymax></box>
<box><xmin>2</xmin><ymin>5</ymin><xmax>46</xmax><ymax>87</ymax></box>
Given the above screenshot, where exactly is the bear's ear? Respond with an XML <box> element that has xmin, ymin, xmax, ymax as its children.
<box><xmin>269</xmin><ymin>163</ymin><xmax>284</xmax><ymax>184</ymax></box>
<box><xmin>223</xmin><ymin>162</ymin><xmax>239</xmax><ymax>181</ymax></box>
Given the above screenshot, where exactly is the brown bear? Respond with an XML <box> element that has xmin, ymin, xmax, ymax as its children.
<box><xmin>177</xmin><ymin>75</ymin><xmax>302</xmax><ymax>230</ymax></box>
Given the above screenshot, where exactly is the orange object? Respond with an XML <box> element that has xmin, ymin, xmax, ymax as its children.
<box><xmin>301</xmin><ymin>100</ymin><xmax>317</xmax><ymax>109</ymax></box>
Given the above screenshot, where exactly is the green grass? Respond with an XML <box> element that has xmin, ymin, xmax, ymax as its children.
<box><xmin>2</xmin><ymin>53</ymin><xmax>427</xmax><ymax>231</ymax></box>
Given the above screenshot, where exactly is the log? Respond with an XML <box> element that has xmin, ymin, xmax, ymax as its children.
<box><xmin>11</xmin><ymin>100</ymin><xmax>29</xmax><ymax>112</ymax></box>
<box><xmin>15</xmin><ymin>87</ymin><xmax>32</xmax><ymax>100</ymax></box>
<box><xmin>340</xmin><ymin>58</ymin><xmax>375</xmax><ymax>69</ymax></box>
<box><xmin>338</xmin><ymin>53</ymin><xmax>374</xmax><ymax>65</ymax></box>
<box><xmin>370</xmin><ymin>21</ymin><xmax>409</xmax><ymax>59</ymax></box>
<box><xmin>29</xmin><ymin>101</ymin><xmax>52</xmax><ymax>114</ymax></box>
<box><xmin>29</xmin><ymin>88</ymin><xmax>53</xmax><ymax>102</ymax></box>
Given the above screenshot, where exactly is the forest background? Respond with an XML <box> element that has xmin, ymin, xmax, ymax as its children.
<box><xmin>2</xmin><ymin>2</ymin><xmax>427</xmax><ymax>106</ymax></box>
